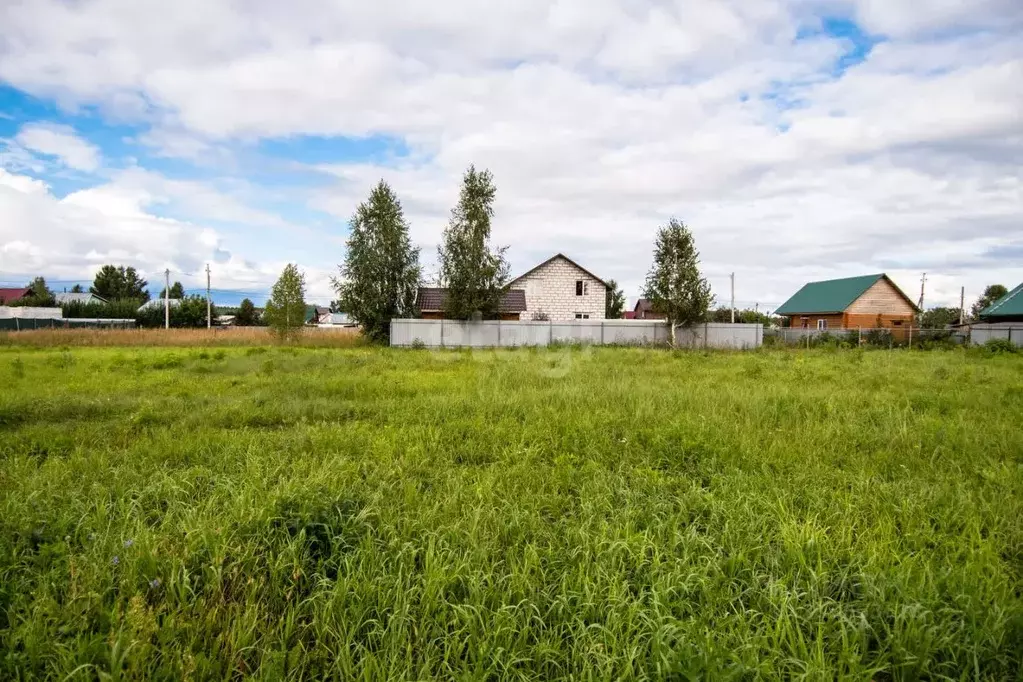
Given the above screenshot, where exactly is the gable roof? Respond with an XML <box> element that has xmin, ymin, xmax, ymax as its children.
<box><xmin>0</xmin><ymin>287</ymin><xmax>32</xmax><ymax>303</ymax></box>
<box><xmin>980</xmin><ymin>282</ymin><xmax>1023</xmax><ymax>319</ymax></box>
<box><xmin>417</xmin><ymin>287</ymin><xmax>527</xmax><ymax>314</ymax></box>
<box><xmin>55</xmin><ymin>292</ymin><xmax>107</xmax><ymax>305</ymax></box>
<box><xmin>509</xmin><ymin>253</ymin><xmax>609</xmax><ymax>288</ymax></box>
<box><xmin>634</xmin><ymin>298</ymin><xmax>654</xmax><ymax>313</ymax></box>
<box><xmin>775</xmin><ymin>274</ymin><xmax>919</xmax><ymax>315</ymax></box>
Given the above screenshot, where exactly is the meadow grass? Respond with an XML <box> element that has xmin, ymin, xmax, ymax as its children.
<box><xmin>0</xmin><ymin>327</ymin><xmax>363</xmax><ymax>348</ymax></box>
<box><xmin>1</xmin><ymin>344</ymin><xmax>1021</xmax><ymax>680</ymax></box>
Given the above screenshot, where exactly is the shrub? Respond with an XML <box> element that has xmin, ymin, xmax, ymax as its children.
<box><xmin>865</xmin><ymin>329</ymin><xmax>893</xmax><ymax>348</ymax></box>
<box><xmin>983</xmin><ymin>337</ymin><xmax>1017</xmax><ymax>354</ymax></box>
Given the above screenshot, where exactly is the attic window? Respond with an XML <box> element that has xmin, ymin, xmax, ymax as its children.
<box><xmin>575</xmin><ymin>280</ymin><xmax>588</xmax><ymax>296</ymax></box>
<box><xmin>575</xmin><ymin>313</ymin><xmax>590</xmax><ymax>319</ymax></box>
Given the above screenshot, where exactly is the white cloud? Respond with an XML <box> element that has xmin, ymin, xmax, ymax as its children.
<box><xmin>0</xmin><ymin>168</ymin><xmax>336</xmax><ymax>301</ymax></box>
<box><xmin>0</xmin><ymin>0</ymin><xmax>1020</xmax><ymax>308</ymax></box>
<box><xmin>14</xmin><ymin>123</ymin><xmax>101</xmax><ymax>171</ymax></box>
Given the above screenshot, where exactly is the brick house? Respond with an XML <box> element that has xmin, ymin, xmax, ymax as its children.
<box><xmin>775</xmin><ymin>274</ymin><xmax>919</xmax><ymax>330</ymax></box>
<box><xmin>508</xmin><ymin>254</ymin><xmax>608</xmax><ymax>321</ymax></box>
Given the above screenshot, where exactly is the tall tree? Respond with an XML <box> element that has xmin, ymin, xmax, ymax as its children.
<box><xmin>235</xmin><ymin>298</ymin><xmax>258</xmax><ymax>326</ymax></box>
<box><xmin>972</xmin><ymin>284</ymin><xmax>1008</xmax><ymax>319</ymax></box>
<box><xmin>437</xmin><ymin>165</ymin><xmax>509</xmax><ymax>320</ymax></box>
<box><xmin>90</xmin><ymin>265</ymin><xmax>149</xmax><ymax>302</ymax></box>
<box><xmin>25</xmin><ymin>276</ymin><xmax>56</xmax><ymax>306</ymax></box>
<box><xmin>159</xmin><ymin>281</ymin><xmax>186</xmax><ymax>299</ymax></box>
<box><xmin>264</xmin><ymin>264</ymin><xmax>306</xmax><ymax>338</ymax></box>
<box><xmin>605</xmin><ymin>279</ymin><xmax>625</xmax><ymax>319</ymax></box>
<box><xmin>70</xmin><ymin>284</ymin><xmax>84</xmax><ymax>293</ymax></box>
<box><xmin>333</xmin><ymin>180</ymin><xmax>421</xmax><ymax>342</ymax></box>
<box><xmin>643</xmin><ymin>218</ymin><xmax>713</xmax><ymax>346</ymax></box>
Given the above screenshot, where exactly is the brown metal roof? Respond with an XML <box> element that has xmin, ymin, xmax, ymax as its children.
<box><xmin>509</xmin><ymin>253</ymin><xmax>609</xmax><ymax>288</ymax></box>
<box><xmin>0</xmin><ymin>287</ymin><xmax>32</xmax><ymax>303</ymax></box>
<box><xmin>634</xmin><ymin>298</ymin><xmax>654</xmax><ymax>313</ymax></box>
<box><xmin>417</xmin><ymin>287</ymin><xmax>527</xmax><ymax>313</ymax></box>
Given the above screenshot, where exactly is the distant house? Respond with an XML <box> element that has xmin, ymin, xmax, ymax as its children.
<box><xmin>632</xmin><ymin>298</ymin><xmax>665</xmax><ymax>320</ymax></box>
<box><xmin>138</xmin><ymin>298</ymin><xmax>181</xmax><ymax>312</ymax></box>
<box><xmin>978</xmin><ymin>282</ymin><xmax>1023</xmax><ymax>322</ymax></box>
<box><xmin>416</xmin><ymin>287</ymin><xmax>527</xmax><ymax>321</ymax></box>
<box><xmin>0</xmin><ymin>287</ymin><xmax>32</xmax><ymax>304</ymax></box>
<box><xmin>508</xmin><ymin>253</ymin><xmax>608</xmax><ymax>321</ymax></box>
<box><xmin>55</xmin><ymin>292</ymin><xmax>107</xmax><ymax>305</ymax></box>
<box><xmin>311</xmin><ymin>308</ymin><xmax>355</xmax><ymax>326</ymax></box>
<box><xmin>307</xmin><ymin>306</ymin><xmax>331</xmax><ymax>325</ymax></box>
<box><xmin>775</xmin><ymin>274</ymin><xmax>919</xmax><ymax>330</ymax></box>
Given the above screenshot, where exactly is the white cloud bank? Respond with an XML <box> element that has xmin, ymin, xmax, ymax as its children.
<box><xmin>14</xmin><ymin>123</ymin><xmax>102</xmax><ymax>172</ymax></box>
<box><xmin>0</xmin><ymin>0</ymin><xmax>1021</xmax><ymax>308</ymax></box>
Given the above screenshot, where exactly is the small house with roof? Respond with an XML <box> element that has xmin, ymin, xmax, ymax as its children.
<box><xmin>0</xmin><ymin>287</ymin><xmax>32</xmax><ymax>304</ymax></box>
<box><xmin>775</xmin><ymin>274</ymin><xmax>919</xmax><ymax>330</ymax></box>
<box><xmin>416</xmin><ymin>287</ymin><xmax>527</xmax><ymax>321</ymax></box>
<box><xmin>978</xmin><ymin>282</ymin><xmax>1023</xmax><ymax>323</ymax></box>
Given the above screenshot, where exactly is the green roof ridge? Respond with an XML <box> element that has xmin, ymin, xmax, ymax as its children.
<box><xmin>979</xmin><ymin>282</ymin><xmax>1023</xmax><ymax>319</ymax></box>
<box><xmin>775</xmin><ymin>274</ymin><xmax>885</xmax><ymax>315</ymax></box>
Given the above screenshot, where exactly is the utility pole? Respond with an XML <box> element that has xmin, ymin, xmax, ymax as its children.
<box><xmin>918</xmin><ymin>272</ymin><xmax>927</xmax><ymax>310</ymax></box>
<box><xmin>206</xmin><ymin>264</ymin><xmax>212</xmax><ymax>329</ymax></box>
<box><xmin>730</xmin><ymin>272</ymin><xmax>735</xmax><ymax>323</ymax></box>
<box><xmin>164</xmin><ymin>268</ymin><xmax>170</xmax><ymax>329</ymax></box>
<box><xmin>959</xmin><ymin>286</ymin><xmax>965</xmax><ymax>325</ymax></box>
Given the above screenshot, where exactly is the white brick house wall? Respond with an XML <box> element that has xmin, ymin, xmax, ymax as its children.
<box><xmin>509</xmin><ymin>255</ymin><xmax>607</xmax><ymax>321</ymax></box>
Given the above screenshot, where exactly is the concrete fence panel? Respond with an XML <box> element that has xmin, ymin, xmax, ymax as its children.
<box><xmin>970</xmin><ymin>324</ymin><xmax>1023</xmax><ymax>347</ymax></box>
<box><xmin>390</xmin><ymin>319</ymin><xmax>762</xmax><ymax>349</ymax></box>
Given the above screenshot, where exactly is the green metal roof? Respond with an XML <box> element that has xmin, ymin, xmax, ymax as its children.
<box><xmin>775</xmin><ymin>274</ymin><xmax>886</xmax><ymax>315</ymax></box>
<box><xmin>980</xmin><ymin>282</ymin><xmax>1023</xmax><ymax>319</ymax></box>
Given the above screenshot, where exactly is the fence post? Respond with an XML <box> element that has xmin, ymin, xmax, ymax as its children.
<box><xmin>498</xmin><ymin>319</ymin><xmax>501</xmax><ymax>348</ymax></box>
<box><xmin>601</xmin><ymin>321</ymin><xmax>605</xmax><ymax>345</ymax></box>
<box><xmin>549</xmin><ymin>320</ymin><xmax>553</xmax><ymax>346</ymax></box>
<box><xmin>440</xmin><ymin>318</ymin><xmax>445</xmax><ymax>348</ymax></box>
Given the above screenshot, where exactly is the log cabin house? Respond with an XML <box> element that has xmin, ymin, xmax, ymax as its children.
<box><xmin>775</xmin><ymin>274</ymin><xmax>919</xmax><ymax>330</ymax></box>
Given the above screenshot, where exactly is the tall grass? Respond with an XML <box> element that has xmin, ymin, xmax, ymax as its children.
<box><xmin>0</xmin><ymin>346</ymin><xmax>1021</xmax><ymax>679</ymax></box>
<box><xmin>0</xmin><ymin>326</ymin><xmax>364</xmax><ymax>348</ymax></box>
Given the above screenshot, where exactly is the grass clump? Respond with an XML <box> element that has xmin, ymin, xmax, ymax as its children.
<box><xmin>0</xmin><ymin>346</ymin><xmax>1021</xmax><ymax>679</ymax></box>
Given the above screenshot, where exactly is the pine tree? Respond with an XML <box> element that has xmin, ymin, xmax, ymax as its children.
<box><xmin>90</xmin><ymin>265</ymin><xmax>149</xmax><ymax>302</ymax></box>
<box><xmin>70</xmin><ymin>284</ymin><xmax>84</xmax><ymax>293</ymax></box>
<box><xmin>159</xmin><ymin>282</ymin><xmax>185</xmax><ymax>299</ymax></box>
<box><xmin>605</xmin><ymin>279</ymin><xmax>625</xmax><ymax>319</ymax></box>
<box><xmin>264</xmin><ymin>264</ymin><xmax>306</xmax><ymax>339</ymax></box>
<box><xmin>643</xmin><ymin>218</ymin><xmax>713</xmax><ymax>346</ymax></box>
<box><xmin>438</xmin><ymin>165</ymin><xmax>509</xmax><ymax>320</ymax></box>
<box><xmin>25</xmin><ymin>276</ymin><xmax>56</xmax><ymax>306</ymax></box>
<box><xmin>235</xmin><ymin>298</ymin><xmax>258</xmax><ymax>326</ymax></box>
<box><xmin>333</xmin><ymin>181</ymin><xmax>421</xmax><ymax>342</ymax></box>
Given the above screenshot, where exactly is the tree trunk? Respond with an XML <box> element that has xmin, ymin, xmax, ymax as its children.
<box><xmin>670</xmin><ymin>320</ymin><xmax>676</xmax><ymax>347</ymax></box>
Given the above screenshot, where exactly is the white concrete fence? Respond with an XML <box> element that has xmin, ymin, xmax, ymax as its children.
<box><xmin>390</xmin><ymin>319</ymin><xmax>763</xmax><ymax>349</ymax></box>
<box><xmin>969</xmin><ymin>323</ymin><xmax>1023</xmax><ymax>347</ymax></box>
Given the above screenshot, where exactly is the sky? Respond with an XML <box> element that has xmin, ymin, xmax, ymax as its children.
<box><xmin>0</xmin><ymin>0</ymin><xmax>1021</xmax><ymax>310</ymax></box>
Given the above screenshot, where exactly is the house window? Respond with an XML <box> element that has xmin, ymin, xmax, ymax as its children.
<box><xmin>893</xmin><ymin>320</ymin><xmax>903</xmax><ymax>326</ymax></box>
<box><xmin>817</xmin><ymin>319</ymin><xmax>827</xmax><ymax>330</ymax></box>
<box><xmin>575</xmin><ymin>313</ymin><xmax>590</xmax><ymax>320</ymax></box>
<box><xmin>575</xmin><ymin>280</ymin><xmax>588</xmax><ymax>296</ymax></box>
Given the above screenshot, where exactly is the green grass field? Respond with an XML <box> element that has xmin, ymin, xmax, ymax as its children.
<box><xmin>1</xmin><ymin>344</ymin><xmax>1022</xmax><ymax>680</ymax></box>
